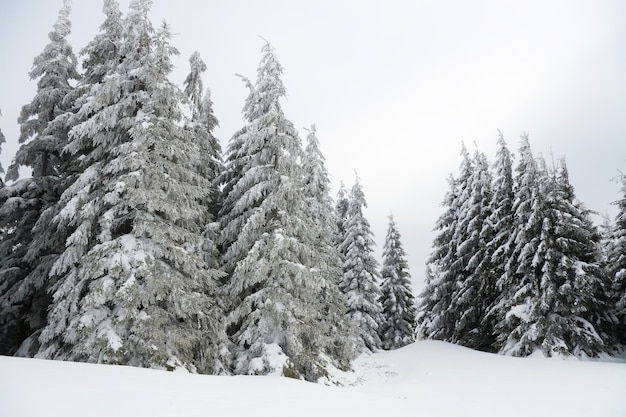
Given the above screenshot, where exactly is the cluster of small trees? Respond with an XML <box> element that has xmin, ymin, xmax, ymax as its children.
<box><xmin>0</xmin><ymin>0</ymin><xmax>417</xmax><ymax>380</ymax></box>
<box><xmin>417</xmin><ymin>133</ymin><xmax>626</xmax><ymax>357</ymax></box>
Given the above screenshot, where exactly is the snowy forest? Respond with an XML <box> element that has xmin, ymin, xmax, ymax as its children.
<box><xmin>0</xmin><ymin>0</ymin><xmax>625</xmax><ymax>383</ymax></box>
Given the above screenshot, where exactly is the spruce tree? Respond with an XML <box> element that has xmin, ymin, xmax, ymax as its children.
<box><xmin>448</xmin><ymin>148</ymin><xmax>494</xmax><ymax>349</ymax></box>
<box><xmin>417</xmin><ymin>146</ymin><xmax>473</xmax><ymax>342</ymax></box>
<box><xmin>0</xmin><ymin>0</ymin><xmax>79</xmax><ymax>356</ymax></box>
<box><xmin>495</xmin><ymin>138</ymin><xmax>609</xmax><ymax>357</ymax></box>
<box><xmin>182</xmin><ymin>51</ymin><xmax>223</xmax><ymax>276</ymax></box>
<box><xmin>418</xmin><ymin>145</ymin><xmax>495</xmax><ymax>349</ymax></box>
<box><xmin>378</xmin><ymin>214</ymin><xmax>416</xmax><ymax>350</ymax></box>
<box><xmin>0</xmin><ymin>109</ymin><xmax>4</xmax><ymax>184</ymax></box>
<box><xmin>218</xmin><ymin>75</ymin><xmax>255</xmax><ymax>276</ymax></box>
<box><xmin>335</xmin><ymin>182</ymin><xmax>350</xmax><ymax>246</ymax></box>
<box><xmin>490</xmin><ymin>134</ymin><xmax>542</xmax><ymax>354</ymax></box>
<box><xmin>301</xmin><ymin>125</ymin><xmax>354</xmax><ymax>368</ymax></box>
<box><xmin>607</xmin><ymin>175</ymin><xmax>626</xmax><ymax>346</ymax></box>
<box><xmin>545</xmin><ymin>159</ymin><xmax>612</xmax><ymax>356</ymax></box>
<box><xmin>482</xmin><ymin>132</ymin><xmax>515</xmax><ymax>351</ymax></box>
<box><xmin>37</xmin><ymin>1</ymin><xmax>226</xmax><ymax>372</ymax></box>
<box><xmin>339</xmin><ymin>178</ymin><xmax>383</xmax><ymax>352</ymax></box>
<box><xmin>222</xmin><ymin>44</ymin><xmax>337</xmax><ymax>380</ymax></box>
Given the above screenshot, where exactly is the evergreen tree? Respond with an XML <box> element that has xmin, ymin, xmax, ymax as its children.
<box><xmin>490</xmin><ymin>134</ymin><xmax>542</xmax><ymax>353</ymax></box>
<box><xmin>0</xmin><ymin>109</ymin><xmax>4</xmax><ymax>183</ymax></box>
<box><xmin>335</xmin><ymin>182</ymin><xmax>350</xmax><ymax>246</ymax></box>
<box><xmin>447</xmin><ymin>148</ymin><xmax>494</xmax><ymax>349</ymax></box>
<box><xmin>495</xmin><ymin>138</ymin><xmax>609</xmax><ymax>356</ymax></box>
<box><xmin>339</xmin><ymin>178</ymin><xmax>383</xmax><ymax>352</ymax></box>
<box><xmin>482</xmin><ymin>132</ymin><xmax>515</xmax><ymax>351</ymax></box>
<box><xmin>607</xmin><ymin>174</ymin><xmax>626</xmax><ymax>346</ymax></box>
<box><xmin>378</xmin><ymin>214</ymin><xmax>416</xmax><ymax>350</ymax></box>
<box><xmin>182</xmin><ymin>52</ymin><xmax>222</xmax><ymax>197</ymax></box>
<box><xmin>301</xmin><ymin>125</ymin><xmax>354</xmax><ymax>368</ymax></box>
<box><xmin>222</xmin><ymin>44</ymin><xmax>337</xmax><ymax>380</ymax></box>
<box><xmin>37</xmin><ymin>1</ymin><xmax>226</xmax><ymax>372</ymax></box>
<box><xmin>218</xmin><ymin>74</ymin><xmax>255</xmax><ymax>276</ymax></box>
<box><xmin>0</xmin><ymin>0</ymin><xmax>79</xmax><ymax>356</ymax></box>
<box><xmin>182</xmin><ymin>51</ymin><xmax>223</xmax><ymax>274</ymax></box>
<box><xmin>548</xmin><ymin>159</ymin><xmax>613</xmax><ymax>355</ymax></box>
<box><xmin>417</xmin><ymin>145</ymin><xmax>473</xmax><ymax>342</ymax></box>
<box><xmin>80</xmin><ymin>0</ymin><xmax>123</xmax><ymax>88</ymax></box>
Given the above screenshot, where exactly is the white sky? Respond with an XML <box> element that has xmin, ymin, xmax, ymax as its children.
<box><xmin>1</xmin><ymin>0</ymin><xmax>625</xmax><ymax>290</ymax></box>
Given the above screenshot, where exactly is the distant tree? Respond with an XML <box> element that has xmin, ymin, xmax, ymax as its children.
<box><xmin>335</xmin><ymin>182</ymin><xmax>350</xmax><ymax>247</ymax></box>
<box><xmin>378</xmin><ymin>214</ymin><xmax>416</xmax><ymax>350</ymax></box>
<box><xmin>37</xmin><ymin>2</ymin><xmax>226</xmax><ymax>372</ymax></box>
<box><xmin>339</xmin><ymin>178</ymin><xmax>384</xmax><ymax>352</ymax></box>
<box><xmin>0</xmin><ymin>0</ymin><xmax>79</xmax><ymax>356</ymax></box>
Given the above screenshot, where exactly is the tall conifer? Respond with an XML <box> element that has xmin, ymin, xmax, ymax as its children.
<box><xmin>0</xmin><ymin>0</ymin><xmax>79</xmax><ymax>356</ymax></box>
<box><xmin>379</xmin><ymin>214</ymin><xmax>416</xmax><ymax>350</ymax></box>
<box><xmin>37</xmin><ymin>1</ymin><xmax>226</xmax><ymax>371</ymax></box>
<box><xmin>222</xmin><ymin>44</ymin><xmax>338</xmax><ymax>380</ymax></box>
<box><xmin>339</xmin><ymin>178</ymin><xmax>383</xmax><ymax>352</ymax></box>
<box><xmin>417</xmin><ymin>146</ymin><xmax>473</xmax><ymax>342</ymax></box>
<box><xmin>301</xmin><ymin>125</ymin><xmax>354</xmax><ymax>368</ymax></box>
<box><xmin>607</xmin><ymin>175</ymin><xmax>626</xmax><ymax>346</ymax></box>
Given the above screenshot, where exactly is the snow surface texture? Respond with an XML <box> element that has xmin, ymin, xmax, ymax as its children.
<box><xmin>1</xmin><ymin>340</ymin><xmax>625</xmax><ymax>417</ymax></box>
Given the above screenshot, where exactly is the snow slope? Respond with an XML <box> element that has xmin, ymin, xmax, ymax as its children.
<box><xmin>1</xmin><ymin>340</ymin><xmax>625</xmax><ymax>417</ymax></box>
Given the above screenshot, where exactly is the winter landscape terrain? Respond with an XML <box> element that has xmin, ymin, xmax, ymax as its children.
<box><xmin>1</xmin><ymin>2</ymin><xmax>626</xmax><ymax>417</ymax></box>
<box><xmin>2</xmin><ymin>340</ymin><xmax>625</xmax><ymax>417</ymax></box>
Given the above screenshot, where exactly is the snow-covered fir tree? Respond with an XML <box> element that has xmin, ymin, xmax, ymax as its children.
<box><xmin>489</xmin><ymin>134</ymin><xmax>542</xmax><ymax>354</ymax></box>
<box><xmin>339</xmin><ymin>178</ymin><xmax>384</xmax><ymax>352</ymax></box>
<box><xmin>221</xmin><ymin>43</ymin><xmax>342</xmax><ymax>380</ymax></box>
<box><xmin>448</xmin><ymin>148</ymin><xmax>494</xmax><ymax>349</ymax></box>
<box><xmin>65</xmin><ymin>0</ymin><xmax>122</xmax><ymax>159</ymax></box>
<box><xmin>546</xmin><ymin>160</ymin><xmax>614</xmax><ymax>355</ymax></box>
<box><xmin>182</xmin><ymin>51</ymin><xmax>222</xmax><ymax>196</ymax></box>
<box><xmin>182</xmin><ymin>51</ymin><xmax>223</xmax><ymax>274</ymax></box>
<box><xmin>417</xmin><ymin>145</ymin><xmax>473</xmax><ymax>343</ymax></box>
<box><xmin>481</xmin><ymin>132</ymin><xmax>515</xmax><ymax>351</ymax></box>
<box><xmin>0</xmin><ymin>0</ymin><xmax>80</xmax><ymax>356</ymax></box>
<box><xmin>607</xmin><ymin>174</ymin><xmax>626</xmax><ymax>346</ymax></box>
<box><xmin>301</xmin><ymin>125</ymin><xmax>354</xmax><ymax>368</ymax></box>
<box><xmin>218</xmin><ymin>74</ymin><xmax>255</xmax><ymax>276</ymax></box>
<box><xmin>335</xmin><ymin>182</ymin><xmax>350</xmax><ymax>246</ymax></box>
<box><xmin>0</xmin><ymin>109</ymin><xmax>4</xmax><ymax>184</ymax></box>
<box><xmin>378</xmin><ymin>214</ymin><xmax>416</xmax><ymax>350</ymax></box>
<box><xmin>494</xmin><ymin>137</ymin><xmax>610</xmax><ymax>357</ymax></box>
<box><xmin>36</xmin><ymin>1</ymin><xmax>227</xmax><ymax>372</ymax></box>
<box><xmin>417</xmin><ymin>145</ymin><xmax>496</xmax><ymax>349</ymax></box>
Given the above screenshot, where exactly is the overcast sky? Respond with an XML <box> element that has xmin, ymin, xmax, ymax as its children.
<box><xmin>1</xmin><ymin>0</ymin><xmax>625</xmax><ymax>290</ymax></box>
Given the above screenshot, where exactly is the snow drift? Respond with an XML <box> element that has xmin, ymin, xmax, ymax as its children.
<box><xmin>1</xmin><ymin>340</ymin><xmax>625</xmax><ymax>417</ymax></box>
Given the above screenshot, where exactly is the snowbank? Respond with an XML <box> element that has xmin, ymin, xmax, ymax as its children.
<box><xmin>1</xmin><ymin>340</ymin><xmax>625</xmax><ymax>417</ymax></box>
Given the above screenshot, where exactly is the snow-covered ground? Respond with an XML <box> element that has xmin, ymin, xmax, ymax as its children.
<box><xmin>1</xmin><ymin>340</ymin><xmax>625</xmax><ymax>417</ymax></box>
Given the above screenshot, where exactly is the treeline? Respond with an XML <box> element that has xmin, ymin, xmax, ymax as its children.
<box><xmin>0</xmin><ymin>0</ymin><xmax>417</xmax><ymax>381</ymax></box>
<box><xmin>416</xmin><ymin>134</ymin><xmax>626</xmax><ymax>357</ymax></box>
